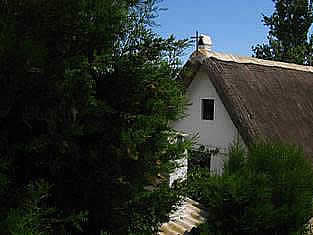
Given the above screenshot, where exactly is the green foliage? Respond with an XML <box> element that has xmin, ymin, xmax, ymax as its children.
<box><xmin>252</xmin><ymin>0</ymin><xmax>313</xmax><ymax>65</ymax></box>
<box><xmin>3</xmin><ymin>180</ymin><xmax>87</xmax><ymax>235</ymax></box>
<box><xmin>0</xmin><ymin>0</ymin><xmax>189</xmax><ymax>234</ymax></box>
<box><xmin>128</xmin><ymin>183</ymin><xmax>184</xmax><ymax>234</ymax></box>
<box><xmin>223</xmin><ymin>142</ymin><xmax>246</xmax><ymax>175</ymax></box>
<box><xmin>188</xmin><ymin>142</ymin><xmax>313</xmax><ymax>234</ymax></box>
<box><xmin>189</xmin><ymin>145</ymin><xmax>219</xmax><ymax>171</ymax></box>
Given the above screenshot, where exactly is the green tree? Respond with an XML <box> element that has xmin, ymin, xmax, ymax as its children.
<box><xmin>0</xmin><ymin>0</ymin><xmax>189</xmax><ymax>234</ymax></box>
<box><xmin>252</xmin><ymin>0</ymin><xmax>313</xmax><ymax>65</ymax></box>
<box><xmin>188</xmin><ymin>142</ymin><xmax>313</xmax><ymax>234</ymax></box>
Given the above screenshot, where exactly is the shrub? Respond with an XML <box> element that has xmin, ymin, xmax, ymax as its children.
<box><xmin>188</xmin><ymin>142</ymin><xmax>313</xmax><ymax>234</ymax></box>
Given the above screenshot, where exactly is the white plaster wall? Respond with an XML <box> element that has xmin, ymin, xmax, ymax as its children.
<box><xmin>169</xmin><ymin>157</ymin><xmax>187</xmax><ymax>187</ymax></box>
<box><xmin>172</xmin><ymin>68</ymin><xmax>243</xmax><ymax>172</ymax></box>
<box><xmin>168</xmin><ymin>136</ymin><xmax>188</xmax><ymax>187</ymax></box>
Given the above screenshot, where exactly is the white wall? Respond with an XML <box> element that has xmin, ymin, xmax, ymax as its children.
<box><xmin>173</xmin><ymin>68</ymin><xmax>243</xmax><ymax>172</ymax></box>
<box><xmin>169</xmin><ymin>157</ymin><xmax>188</xmax><ymax>187</ymax></box>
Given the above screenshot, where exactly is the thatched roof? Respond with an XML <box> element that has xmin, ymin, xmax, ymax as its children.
<box><xmin>182</xmin><ymin>49</ymin><xmax>313</xmax><ymax>158</ymax></box>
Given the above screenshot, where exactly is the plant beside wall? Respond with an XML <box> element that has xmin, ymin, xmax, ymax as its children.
<box><xmin>188</xmin><ymin>145</ymin><xmax>219</xmax><ymax>171</ymax></box>
<box><xmin>188</xmin><ymin>142</ymin><xmax>313</xmax><ymax>234</ymax></box>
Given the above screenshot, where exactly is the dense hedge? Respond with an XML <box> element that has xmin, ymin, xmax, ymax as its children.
<box><xmin>188</xmin><ymin>142</ymin><xmax>313</xmax><ymax>234</ymax></box>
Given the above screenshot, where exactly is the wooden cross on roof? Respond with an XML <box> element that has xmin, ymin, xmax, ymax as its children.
<box><xmin>191</xmin><ymin>31</ymin><xmax>203</xmax><ymax>52</ymax></box>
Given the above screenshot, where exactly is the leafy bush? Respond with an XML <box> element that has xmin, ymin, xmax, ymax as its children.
<box><xmin>3</xmin><ymin>180</ymin><xmax>87</xmax><ymax>235</ymax></box>
<box><xmin>188</xmin><ymin>142</ymin><xmax>313</xmax><ymax>234</ymax></box>
<box><xmin>128</xmin><ymin>183</ymin><xmax>184</xmax><ymax>234</ymax></box>
<box><xmin>188</xmin><ymin>145</ymin><xmax>215</xmax><ymax>171</ymax></box>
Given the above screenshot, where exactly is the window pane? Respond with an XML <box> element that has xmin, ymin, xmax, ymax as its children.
<box><xmin>202</xmin><ymin>99</ymin><xmax>214</xmax><ymax>120</ymax></box>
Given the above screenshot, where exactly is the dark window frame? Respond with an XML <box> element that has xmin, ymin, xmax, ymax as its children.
<box><xmin>201</xmin><ymin>98</ymin><xmax>215</xmax><ymax>120</ymax></box>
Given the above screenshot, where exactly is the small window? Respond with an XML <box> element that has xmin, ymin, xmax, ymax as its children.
<box><xmin>201</xmin><ymin>98</ymin><xmax>214</xmax><ymax>120</ymax></box>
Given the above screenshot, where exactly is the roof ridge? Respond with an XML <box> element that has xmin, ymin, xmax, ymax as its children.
<box><xmin>191</xmin><ymin>49</ymin><xmax>313</xmax><ymax>73</ymax></box>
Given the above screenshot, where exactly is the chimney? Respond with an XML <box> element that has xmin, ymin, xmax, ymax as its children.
<box><xmin>198</xmin><ymin>34</ymin><xmax>212</xmax><ymax>51</ymax></box>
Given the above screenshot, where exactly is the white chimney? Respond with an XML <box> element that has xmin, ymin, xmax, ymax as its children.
<box><xmin>198</xmin><ymin>34</ymin><xmax>212</xmax><ymax>51</ymax></box>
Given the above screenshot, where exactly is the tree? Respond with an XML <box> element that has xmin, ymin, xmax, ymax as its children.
<box><xmin>0</xmin><ymin>0</ymin><xmax>189</xmax><ymax>234</ymax></box>
<box><xmin>188</xmin><ymin>142</ymin><xmax>313</xmax><ymax>234</ymax></box>
<box><xmin>252</xmin><ymin>0</ymin><xmax>313</xmax><ymax>65</ymax></box>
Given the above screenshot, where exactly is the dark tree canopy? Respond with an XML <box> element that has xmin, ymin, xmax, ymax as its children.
<box><xmin>253</xmin><ymin>0</ymin><xmax>313</xmax><ymax>65</ymax></box>
<box><xmin>0</xmin><ymin>0</ymin><xmax>189</xmax><ymax>234</ymax></box>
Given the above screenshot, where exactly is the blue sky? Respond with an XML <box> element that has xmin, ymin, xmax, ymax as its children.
<box><xmin>155</xmin><ymin>0</ymin><xmax>275</xmax><ymax>58</ymax></box>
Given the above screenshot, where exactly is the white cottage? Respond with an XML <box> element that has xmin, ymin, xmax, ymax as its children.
<box><xmin>173</xmin><ymin>35</ymin><xmax>313</xmax><ymax>173</ymax></box>
<box><xmin>160</xmin><ymin>35</ymin><xmax>313</xmax><ymax>235</ymax></box>
<box><xmin>173</xmin><ymin>35</ymin><xmax>243</xmax><ymax>173</ymax></box>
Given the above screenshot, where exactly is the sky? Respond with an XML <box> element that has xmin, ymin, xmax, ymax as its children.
<box><xmin>155</xmin><ymin>0</ymin><xmax>275</xmax><ymax>59</ymax></box>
